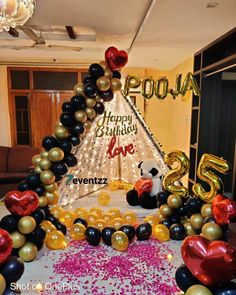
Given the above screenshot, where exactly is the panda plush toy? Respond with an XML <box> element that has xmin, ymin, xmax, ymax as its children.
<box><xmin>126</xmin><ymin>159</ymin><xmax>163</xmax><ymax>209</ymax></box>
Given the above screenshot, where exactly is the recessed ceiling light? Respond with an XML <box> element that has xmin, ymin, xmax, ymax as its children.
<box><xmin>206</xmin><ymin>2</ymin><xmax>219</xmax><ymax>8</ymax></box>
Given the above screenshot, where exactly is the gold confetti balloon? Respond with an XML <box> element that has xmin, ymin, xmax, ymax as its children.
<box><xmin>59</xmin><ymin>211</ymin><xmax>76</xmax><ymax>228</ymax></box>
<box><xmin>74</xmin><ymin>208</ymin><xmax>88</xmax><ymax>219</ymax></box>
<box><xmin>111</xmin><ymin>218</ymin><xmax>124</xmax><ymax>230</ymax></box>
<box><xmin>45</xmin><ymin>230</ymin><xmax>68</xmax><ymax>250</ymax></box>
<box><xmin>144</xmin><ymin>215</ymin><xmax>160</xmax><ymax>227</ymax></box>
<box><xmin>50</xmin><ymin>206</ymin><xmax>64</xmax><ymax>219</ymax></box>
<box><xmin>98</xmin><ymin>192</ymin><xmax>110</xmax><ymax>206</ymax></box>
<box><xmin>111</xmin><ymin>231</ymin><xmax>129</xmax><ymax>252</ymax></box>
<box><xmin>89</xmin><ymin>207</ymin><xmax>103</xmax><ymax>218</ymax></box>
<box><xmin>122</xmin><ymin>212</ymin><xmax>137</xmax><ymax>226</ymax></box>
<box><xmin>109</xmin><ymin>208</ymin><xmax>121</xmax><ymax>219</ymax></box>
<box><xmin>70</xmin><ymin>224</ymin><xmax>86</xmax><ymax>241</ymax></box>
<box><xmin>40</xmin><ymin>221</ymin><xmax>56</xmax><ymax>233</ymax></box>
<box><xmin>152</xmin><ymin>224</ymin><xmax>170</xmax><ymax>242</ymax></box>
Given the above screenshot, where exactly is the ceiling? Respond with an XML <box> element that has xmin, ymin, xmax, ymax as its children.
<box><xmin>0</xmin><ymin>0</ymin><xmax>236</xmax><ymax>69</ymax></box>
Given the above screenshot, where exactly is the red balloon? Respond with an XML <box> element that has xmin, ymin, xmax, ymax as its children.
<box><xmin>105</xmin><ymin>46</ymin><xmax>128</xmax><ymax>71</ymax></box>
<box><xmin>0</xmin><ymin>229</ymin><xmax>13</xmax><ymax>264</ymax></box>
<box><xmin>181</xmin><ymin>236</ymin><xmax>236</xmax><ymax>286</ymax></box>
<box><xmin>212</xmin><ymin>194</ymin><xmax>236</xmax><ymax>226</ymax></box>
<box><xmin>5</xmin><ymin>190</ymin><xmax>39</xmax><ymax>216</ymax></box>
<box><xmin>134</xmin><ymin>179</ymin><xmax>153</xmax><ymax>198</ymax></box>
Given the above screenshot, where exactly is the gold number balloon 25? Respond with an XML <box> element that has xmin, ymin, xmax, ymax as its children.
<box><xmin>192</xmin><ymin>153</ymin><xmax>230</xmax><ymax>203</ymax></box>
<box><xmin>163</xmin><ymin>151</ymin><xmax>190</xmax><ymax>197</ymax></box>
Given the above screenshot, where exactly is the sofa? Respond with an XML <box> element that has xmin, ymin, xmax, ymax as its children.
<box><xmin>0</xmin><ymin>146</ymin><xmax>39</xmax><ymax>198</ymax></box>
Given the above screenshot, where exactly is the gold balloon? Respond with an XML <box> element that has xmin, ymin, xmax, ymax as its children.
<box><xmin>102</xmin><ymin>213</ymin><xmax>113</xmax><ymax>224</ymax></box>
<box><xmin>45</xmin><ymin>182</ymin><xmax>58</xmax><ymax>193</ymax></box>
<box><xmin>98</xmin><ymin>192</ymin><xmax>110</xmax><ymax>206</ymax></box>
<box><xmin>184</xmin><ymin>222</ymin><xmax>197</xmax><ymax>236</ymax></box>
<box><xmin>48</xmin><ymin>147</ymin><xmax>64</xmax><ymax>162</ymax></box>
<box><xmin>11</xmin><ymin>231</ymin><xmax>26</xmax><ymax>248</ymax></box>
<box><xmin>55</xmin><ymin>120</ymin><xmax>63</xmax><ymax>127</ymax></box>
<box><xmin>99</xmin><ymin>60</ymin><xmax>108</xmax><ymax>69</ymax></box>
<box><xmin>167</xmin><ymin>194</ymin><xmax>182</xmax><ymax>209</ymax></box>
<box><xmin>163</xmin><ymin>150</ymin><xmax>190</xmax><ymax>197</ymax></box>
<box><xmin>156</xmin><ymin>211</ymin><xmax>164</xmax><ymax>221</ymax></box>
<box><xmin>40</xmin><ymin>170</ymin><xmax>55</xmax><ymax>185</ymax></box>
<box><xmin>122</xmin><ymin>212</ymin><xmax>137</xmax><ymax>226</ymax></box>
<box><xmin>142</xmin><ymin>78</ymin><xmax>154</xmax><ymax>99</ymax></box>
<box><xmin>39</xmin><ymin>158</ymin><xmax>52</xmax><ymax>170</ymax></box>
<box><xmin>201</xmin><ymin>222</ymin><xmax>223</xmax><ymax>241</ymax></box>
<box><xmin>41</xmin><ymin>151</ymin><xmax>48</xmax><ymax>158</ymax></box>
<box><xmin>70</xmin><ymin>223</ymin><xmax>86</xmax><ymax>240</ymax></box>
<box><xmin>59</xmin><ymin>211</ymin><xmax>76</xmax><ymax>228</ymax></box>
<box><xmin>74</xmin><ymin>207</ymin><xmax>88</xmax><ymax>219</ymax></box>
<box><xmin>93</xmin><ymin>219</ymin><xmax>106</xmax><ymax>231</ymax></box>
<box><xmin>34</xmin><ymin>166</ymin><xmax>42</xmax><ymax>174</ymax></box>
<box><xmin>84</xmin><ymin>120</ymin><xmax>92</xmax><ymax>131</ymax></box>
<box><xmin>108</xmin><ymin>208</ymin><xmax>121</xmax><ymax>219</ymax></box>
<box><xmin>124</xmin><ymin>75</ymin><xmax>141</xmax><ymax>96</ymax></box>
<box><xmin>110</xmin><ymin>78</ymin><xmax>122</xmax><ymax>92</ymax></box>
<box><xmin>155</xmin><ymin>77</ymin><xmax>169</xmax><ymax>100</ymax></box>
<box><xmin>19</xmin><ymin>242</ymin><xmax>38</xmax><ymax>262</ymax></box>
<box><xmin>159</xmin><ymin>204</ymin><xmax>173</xmax><ymax>218</ymax></box>
<box><xmin>86</xmin><ymin>107</ymin><xmax>96</xmax><ymax>119</ymax></box>
<box><xmin>111</xmin><ymin>231</ymin><xmax>129</xmax><ymax>252</ymax></box>
<box><xmin>190</xmin><ymin>214</ymin><xmax>204</xmax><ymax>230</ymax></box>
<box><xmin>96</xmin><ymin>76</ymin><xmax>111</xmax><ymax>92</ymax></box>
<box><xmin>39</xmin><ymin>196</ymin><xmax>48</xmax><ymax>208</ymax></box>
<box><xmin>32</xmin><ymin>154</ymin><xmax>41</xmax><ymax>166</ymax></box>
<box><xmin>90</xmin><ymin>207</ymin><xmax>103</xmax><ymax>218</ymax></box>
<box><xmin>74</xmin><ymin>83</ymin><xmax>84</xmax><ymax>96</ymax></box>
<box><xmin>193</xmin><ymin>153</ymin><xmax>230</xmax><ymax>203</ymax></box>
<box><xmin>55</xmin><ymin>125</ymin><xmax>70</xmax><ymax>139</ymax></box>
<box><xmin>152</xmin><ymin>224</ymin><xmax>170</xmax><ymax>242</ymax></box>
<box><xmin>180</xmin><ymin>72</ymin><xmax>201</xmax><ymax>97</ymax></box>
<box><xmin>144</xmin><ymin>215</ymin><xmax>160</xmax><ymax>227</ymax></box>
<box><xmin>18</xmin><ymin>216</ymin><xmax>36</xmax><ymax>234</ymax></box>
<box><xmin>45</xmin><ymin>230</ymin><xmax>68</xmax><ymax>250</ymax></box>
<box><xmin>86</xmin><ymin>98</ymin><xmax>96</xmax><ymax>108</ymax></box>
<box><xmin>0</xmin><ymin>274</ymin><xmax>6</xmax><ymax>295</ymax></box>
<box><xmin>111</xmin><ymin>218</ymin><xmax>125</xmax><ymax>230</ymax></box>
<box><xmin>44</xmin><ymin>191</ymin><xmax>59</xmax><ymax>205</ymax></box>
<box><xmin>201</xmin><ymin>204</ymin><xmax>212</xmax><ymax>218</ymax></box>
<box><xmin>50</xmin><ymin>206</ymin><xmax>64</xmax><ymax>219</ymax></box>
<box><xmin>104</xmin><ymin>67</ymin><xmax>113</xmax><ymax>79</ymax></box>
<box><xmin>75</xmin><ymin>110</ymin><xmax>87</xmax><ymax>123</ymax></box>
<box><xmin>185</xmin><ymin>284</ymin><xmax>213</xmax><ymax>295</ymax></box>
<box><xmin>86</xmin><ymin>213</ymin><xmax>99</xmax><ymax>226</ymax></box>
<box><xmin>40</xmin><ymin>220</ymin><xmax>56</xmax><ymax>233</ymax></box>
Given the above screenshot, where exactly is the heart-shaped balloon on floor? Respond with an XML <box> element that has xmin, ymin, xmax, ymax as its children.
<box><xmin>5</xmin><ymin>190</ymin><xmax>39</xmax><ymax>216</ymax></box>
<box><xmin>0</xmin><ymin>229</ymin><xmax>13</xmax><ymax>264</ymax></box>
<box><xmin>212</xmin><ymin>194</ymin><xmax>236</xmax><ymax>226</ymax></box>
<box><xmin>181</xmin><ymin>236</ymin><xmax>236</xmax><ymax>286</ymax></box>
<box><xmin>105</xmin><ymin>46</ymin><xmax>128</xmax><ymax>71</ymax></box>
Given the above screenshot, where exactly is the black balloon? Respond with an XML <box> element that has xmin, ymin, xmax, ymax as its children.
<box><xmin>55</xmin><ymin>222</ymin><xmax>67</xmax><ymax>235</ymax></box>
<box><xmin>175</xmin><ymin>205</ymin><xmax>187</xmax><ymax>217</ymax></box>
<box><xmin>84</xmin><ymin>83</ymin><xmax>97</xmax><ymax>98</ymax></box>
<box><xmin>101</xmin><ymin>227</ymin><xmax>116</xmax><ymax>246</ymax></box>
<box><xmin>139</xmin><ymin>192</ymin><xmax>157</xmax><ymax>209</ymax></box>
<box><xmin>62</xmin><ymin>102</ymin><xmax>73</xmax><ymax>113</ymax></box>
<box><xmin>26</xmin><ymin>173</ymin><xmax>41</xmax><ymax>188</ymax></box>
<box><xmin>157</xmin><ymin>191</ymin><xmax>171</xmax><ymax>206</ymax></box>
<box><xmin>99</xmin><ymin>90</ymin><xmax>113</xmax><ymax>102</ymax></box>
<box><xmin>69</xmin><ymin>135</ymin><xmax>80</xmax><ymax>146</ymax></box>
<box><xmin>65</xmin><ymin>154</ymin><xmax>78</xmax><ymax>167</ymax></box>
<box><xmin>60</xmin><ymin>112</ymin><xmax>76</xmax><ymax>128</ymax></box>
<box><xmin>113</xmin><ymin>70</ymin><xmax>121</xmax><ymax>79</ymax></box>
<box><xmin>52</xmin><ymin>162</ymin><xmax>68</xmax><ymax>176</ymax></box>
<box><xmin>94</xmin><ymin>102</ymin><xmax>105</xmax><ymax>115</ymax></box>
<box><xmin>42</xmin><ymin>136</ymin><xmax>58</xmax><ymax>151</ymax></box>
<box><xmin>0</xmin><ymin>256</ymin><xmax>24</xmax><ymax>284</ymax></box>
<box><xmin>0</xmin><ymin>215</ymin><xmax>19</xmax><ymax>233</ymax></box>
<box><xmin>136</xmin><ymin>223</ymin><xmax>152</xmax><ymax>240</ymax></box>
<box><xmin>204</xmin><ymin>217</ymin><xmax>215</xmax><ymax>223</ymax></box>
<box><xmin>59</xmin><ymin>140</ymin><xmax>72</xmax><ymax>154</ymax></box>
<box><xmin>11</xmin><ymin>248</ymin><xmax>19</xmax><ymax>257</ymax></box>
<box><xmin>169</xmin><ymin>214</ymin><xmax>181</xmax><ymax>224</ymax></box>
<box><xmin>74</xmin><ymin>218</ymin><xmax>87</xmax><ymax>228</ymax></box>
<box><xmin>89</xmin><ymin>63</ymin><xmax>104</xmax><ymax>79</ymax></box>
<box><xmin>161</xmin><ymin>219</ymin><xmax>173</xmax><ymax>228</ymax></box>
<box><xmin>126</xmin><ymin>189</ymin><xmax>139</xmax><ymax>206</ymax></box>
<box><xmin>73</xmin><ymin>123</ymin><xmax>85</xmax><ymax>135</ymax></box>
<box><xmin>175</xmin><ymin>264</ymin><xmax>199</xmax><ymax>292</ymax></box>
<box><xmin>83</xmin><ymin>75</ymin><xmax>94</xmax><ymax>84</ymax></box>
<box><xmin>85</xmin><ymin>227</ymin><xmax>101</xmax><ymax>246</ymax></box>
<box><xmin>18</xmin><ymin>181</ymin><xmax>30</xmax><ymax>191</ymax></box>
<box><xmin>42</xmin><ymin>206</ymin><xmax>51</xmax><ymax>218</ymax></box>
<box><xmin>119</xmin><ymin>225</ymin><xmax>136</xmax><ymax>242</ymax></box>
<box><xmin>211</xmin><ymin>281</ymin><xmax>236</xmax><ymax>295</ymax></box>
<box><xmin>185</xmin><ymin>197</ymin><xmax>202</xmax><ymax>215</ymax></box>
<box><xmin>27</xmin><ymin>226</ymin><xmax>46</xmax><ymax>247</ymax></box>
<box><xmin>71</xmin><ymin>95</ymin><xmax>85</xmax><ymax>110</ymax></box>
<box><xmin>46</xmin><ymin>214</ymin><xmax>59</xmax><ymax>225</ymax></box>
<box><xmin>31</xmin><ymin>209</ymin><xmax>45</xmax><ymax>225</ymax></box>
<box><xmin>33</xmin><ymin>185</ymin><xmax>45</xmax><ymax>196</ymax></box>
<box><xmin>55</xmin><ymin>175</ymin><xmax>63</xmax><ymax>182</ymax></box>
<box><xmin>169</xmin><ymin>223</ymin><xmax>186</xmax><ymax>240</ymax></box>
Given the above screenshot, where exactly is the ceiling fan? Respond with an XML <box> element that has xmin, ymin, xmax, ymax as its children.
<box><xmin>0</xmin><ymin>27</ymin><xmax>82</xmax><ymax>51</ymax></box>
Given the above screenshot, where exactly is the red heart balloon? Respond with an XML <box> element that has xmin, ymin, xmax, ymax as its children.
<box><xmin>134</xmin><ymin>179</ymin><xmax>153</xmax><ymax>198</ymax></box>
<box><xmin>182</xmin><ymin>236</ymin><xmax>236</xmax><ymax>286</ymax></box>
<box><xmin>4</xmin><ymin>190</ymin><xmax>39</xmax><ymax>216</ymax></box>
<box><xmin>105</xmin><ymin>46</ymin><xmax>128</xmax><ymax>71</ymax></box>
<box><xmin>0</xmin><ymin>229</ymin><xmax>12</xmax><ymax>264</ymax></box>
<box><xmin>212</xmin><ymin>194</ymin><xmax>236</xmax><ymax>226</ymax></box>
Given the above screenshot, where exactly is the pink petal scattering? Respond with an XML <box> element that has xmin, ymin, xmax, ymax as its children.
<box><xmin>38</xmin><ymin>239</ymin><xmax>180</xmax><ymax>295</ymax></box>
